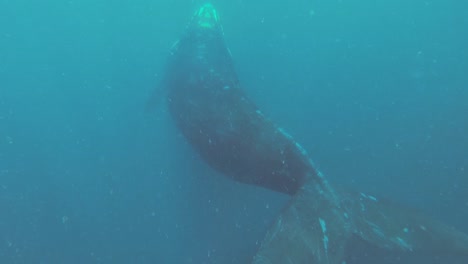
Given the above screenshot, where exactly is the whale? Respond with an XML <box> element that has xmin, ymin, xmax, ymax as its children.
<box><xmin>154</xmin><ymin>3</ymin><xmax>468</xmax><ymax>263</ymax></box>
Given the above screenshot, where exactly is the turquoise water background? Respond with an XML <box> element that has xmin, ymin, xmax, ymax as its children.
<box><xmin>1</xmin><ymin>0</ymin><xmax>467</xmax><ymax>263</ymax></box>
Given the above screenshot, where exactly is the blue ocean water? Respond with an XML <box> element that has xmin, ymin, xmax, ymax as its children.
<box><xmin>1</xmin><ymin>0</ymin><xmax>467</xmax><ymax>263</ymax></box>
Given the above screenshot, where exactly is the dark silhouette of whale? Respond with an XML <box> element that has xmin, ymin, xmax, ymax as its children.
<box><xmin>155</xmin><ymin>3</ymin><xmax>468</xmax><ymax>263</ymax></box>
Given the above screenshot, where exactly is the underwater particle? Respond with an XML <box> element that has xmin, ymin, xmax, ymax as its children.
<box><xmin>309</xmin><ymin>9</ymin><xmax>316</xmax><ymax>17</ymax></box>
<box><xmin>62</xmin><ymin>215</ymin><xmax>69</xmax><ymax>224</ymax></box>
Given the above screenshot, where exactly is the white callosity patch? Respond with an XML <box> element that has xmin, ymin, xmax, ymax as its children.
<box><xmin>364</xmin><ymin>219</ymin><xmax>386</xmax><ymax>239</ymax></box>
<box><xmin>295</xmin><ymin>142</ymin><xmax>308</xmax><ymax>156</ymax></box>
<box><xmin>318</xmin><ymin>218</ymin><xmax>329</xmax><ymax>259</ymax></box>
<box><xmin>277</xmin><ymin>127</ymin><xmax>293</xmax><ymax>140</ymax></box>
<box><xmin>316</xmin><ymin>169</ymin><xmax>325</xmax><ymax>178</ymax></box>
<box><xmin>394</xmin><ymin>236</ymin><xmax>413</xmax><ymax>251</ymax></box>
<box><xmin>360</xmin><ymin>192</ymin><xmax>378</xmax><ymax>202</ymax></box>
<box><xmin>359</xmin><ymin>192</ymin><xmax>379</xmax><ymax>212</ymax></box>
<box><xmin>277</xmin><ymin>127</ymin><xmax>308</xmax><ymax>157</ymax></box>
<box><xmin>360</xmin><ymin>203</ymin><xmax>366</xmax><ymax>212</ymax></box>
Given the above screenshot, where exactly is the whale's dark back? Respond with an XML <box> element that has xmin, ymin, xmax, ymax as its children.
<box><xmin>164</xmin><ymin>19</ymin><xmax>314</xmax><ymax>195</ymax></box>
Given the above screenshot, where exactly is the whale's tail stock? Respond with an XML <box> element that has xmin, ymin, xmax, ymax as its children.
<box><xmin>253</xmin><ymin>180</ymin><xmax>468</xmax><ymax>264</ymax></box>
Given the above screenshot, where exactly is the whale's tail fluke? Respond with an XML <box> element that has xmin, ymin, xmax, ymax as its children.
<box><xmin>253</xmin><ymin>181</ymin><xmax>468</xmax><ymax>263</ymax></box>
<box><xmin>252</xmin><ymin>180</ymin><xmax>351</xmax><ymax>264</ymax></box>
<box><xmin>345</xmin><ymin>190</ymin><xmax>468</xmax><ymax>256</ymax></box>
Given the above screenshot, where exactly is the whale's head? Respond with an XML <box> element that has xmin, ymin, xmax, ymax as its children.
<box><xmin>189</xmin><ymin>3</ymin><xmax>221</xmax><ymax>31</ymax></box>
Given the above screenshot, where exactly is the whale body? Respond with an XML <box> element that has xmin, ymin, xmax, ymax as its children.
<box><xmin>155</xmin><ymin>3</ymin><xmax>468</xmax><ymax>263</ymax></box>
<box><xmin>163</xmin><ymin>4</ymin><xmax>323</xmax><ymax>196</ymax></box>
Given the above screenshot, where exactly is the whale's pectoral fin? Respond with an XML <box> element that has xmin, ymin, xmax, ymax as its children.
<box><xmin>343</xmin><ymin>190</ymin><xmax>468</xmax><ymax>262</ymax></box>
<box><xmin>253</xmin><ymin>183</ymin><xmax>468</xmax><ymax>264</ymax></box>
